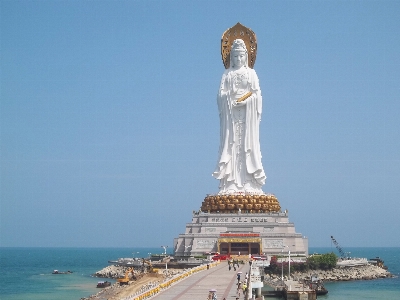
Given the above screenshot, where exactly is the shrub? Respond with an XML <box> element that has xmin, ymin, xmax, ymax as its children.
<box><xmin>264</xmin><ymin>253</ymin><xmax>337</xmax><ymax>275</ymax></box>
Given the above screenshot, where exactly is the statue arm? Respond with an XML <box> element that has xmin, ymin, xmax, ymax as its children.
<box><xmin>249</xmin><ymin>69</ymin><xmax>262</xmax><ymax>115</ymax></box>
<box><xmin>219</xmin><ymin>72</ymin><xmax>229</xmax><ymax>98</ymax></box>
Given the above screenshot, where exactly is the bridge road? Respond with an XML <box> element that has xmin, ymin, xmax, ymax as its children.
<box><xmin>151</xmin><ymin>261</ymin><xmax>249</xmax><ymax>300</ymax></box>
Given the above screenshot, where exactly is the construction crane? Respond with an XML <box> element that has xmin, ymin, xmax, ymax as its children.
<box><xmin>330</xmin><ymin>236</ymin><xmax>346</xmax><ymax>258</ymax></box>
<box><xmin>117</xmin><ymin>267</ymin><xmax>134</xmax><ymax>285</ymax></box>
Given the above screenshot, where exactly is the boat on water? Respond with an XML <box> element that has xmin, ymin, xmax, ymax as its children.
<box><xmin>368</xmin><ymin>257</ymin><xmax>388</xmax><ymax>269</ymax></box>
<box><xmin>52</xmin><ymin>270</ymin><xmax>73</xmax><ymax>274</ymax></box>
<box><xmin>96</xmin><ymin>281</ymin><xmax>111</xmax><ymax>288</ymax></box>
<box><xmin>304</xmin><ymin>274</ymin><xmax>328</xmax><ymax>296</ymax></box>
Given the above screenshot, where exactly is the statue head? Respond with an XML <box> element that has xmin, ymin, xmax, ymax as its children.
<box><xmin>230</xmin><ymin>39</ymin><xmax>248</xmax><ymax>69</ymax></box>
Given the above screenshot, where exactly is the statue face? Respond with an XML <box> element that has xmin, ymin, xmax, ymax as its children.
<box><xmin>231</xmin><ymin>50</ymin><xmax>246</xmax><ymax>68</ymax></box>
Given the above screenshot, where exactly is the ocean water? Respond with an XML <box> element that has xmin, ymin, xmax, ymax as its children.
<box><xmin>311</xmin><ymin>247</ymin><xmax>400</xmax><ymax>300</ymax></box>
<box><xmin>0</xmin><ymin>247</ymin><xmax>399</xmax><ymax>300</ymax></box>
<box><xmin>264</xmin><ymin>247</ymin><xmax>400</xmax><ymax>300</ymax></box>
<box><xmin>0</xmin><ymin>247</ymin><xmax>163</xmax><ymax>300</ymax></box>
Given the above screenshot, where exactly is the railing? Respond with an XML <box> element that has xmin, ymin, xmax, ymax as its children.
<box><xmin>121</xmin><ymin>261</ymin><xmax>220</xmax><ymax>300</ymax></box>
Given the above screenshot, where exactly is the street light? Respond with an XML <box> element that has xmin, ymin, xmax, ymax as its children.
<box><xmin>281</xmin><ymin>245</ymin><xmax>289</xmax><ymax>284</ymax></box>
<box><xmin>161</xmin><ymin>246</ymin><xmax>169</xmax><ymax>270</ymax></box>
<box><xmin>281</xmin><ymin>248</ymin><xmax>284</xmax><ymax>284</ymax></box>
<box><xmin>288</xmin><ymin>249</ymin><xmax>291</xmax><ymax>281</ymax></box>
<box><xmin>161</xmin><ymin>245</ymin><xmax>168</xmax><ymax>255</ymax></box>
<box><xmin>285</xmin><ymin>244</ymin><xmax>295</xmax><ymax>281</ymax></box>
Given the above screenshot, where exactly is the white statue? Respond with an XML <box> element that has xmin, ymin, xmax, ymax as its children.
<box><xmin>213</xmin><ymin>39</ymin><xmax>266</xmax><ymax>194</ymax></box>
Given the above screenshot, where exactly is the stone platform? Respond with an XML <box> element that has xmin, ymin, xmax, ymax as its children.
<box><xmin>174</xmin><ymin>210</ymin><xmax>308</xmax><ymax>257</ymax></box>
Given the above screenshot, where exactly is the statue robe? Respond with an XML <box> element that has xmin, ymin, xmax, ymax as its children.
<box><xmin>213</xmin><ymin>67</ymin><xmax>266</xmax><ymax>193</ymax></box>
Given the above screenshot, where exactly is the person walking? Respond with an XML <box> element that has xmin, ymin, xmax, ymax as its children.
<box><xmin>237</xmin><ymin>281</ymin><xmax>242</xmax><ymax>289</ymax></box>
<box><xmin>236</xmin><ymin>281</ymin><xmax>242</xmax><ymax>297</ymax></box>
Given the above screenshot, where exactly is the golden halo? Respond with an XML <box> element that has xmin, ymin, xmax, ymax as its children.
<box><xmin>221</xmin><ymin>22</ymin><xmax>257</xmax><ymax>69</ymax></box>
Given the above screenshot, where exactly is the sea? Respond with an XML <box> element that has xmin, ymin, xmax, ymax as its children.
<box><xmin>0</xmin><ymin>247</ymin><xmax>399</xmax><ymax>300</ymax></box>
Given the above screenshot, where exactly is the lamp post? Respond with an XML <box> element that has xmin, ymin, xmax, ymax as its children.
<box><xmin>286</xmin><ymin>244</ymin><xmax>295</xmax><ymax>281</ymax></box>
<box><xmin>281</xmin><ymin>248</ymin><xmax>284</xmax><ymax>284</ymax></box>
<box><xmin>288</xmin><ymin>249</ymin><xmax>291</xmax><ymax>281</ymax></box>
<box><xmin>161</xmin><ymin>245</ymin><xmax>168</xmax><ymax>255</ymax></box>
<box><xmin>281</xmin><ymin>245</ymin><xmax>289</xmax><ymax>283</ymax></box>
<box><xmin>161</xmin><ymin>246</ymin><xmax>168</xmax><ymax>270</ymax></box>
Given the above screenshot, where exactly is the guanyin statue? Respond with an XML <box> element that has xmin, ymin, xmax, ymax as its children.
<box><xmin>213</xmin><ymin>23</ymin><xmax>266</xmax><ymax>194</ymax></box>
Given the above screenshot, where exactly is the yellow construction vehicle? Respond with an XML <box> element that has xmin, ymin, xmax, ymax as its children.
<box><xmin>117</xmin><ymin>267</ymin><xmax>133</xmax><ymax>285</ymax></box>
<box><xmin>144</xmin><ymin>259</ymin><xmax>157</xmax><ymax>273</ymax></box>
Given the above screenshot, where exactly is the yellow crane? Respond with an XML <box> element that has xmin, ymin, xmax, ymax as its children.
<box><xmin>117</xmin><ymin>267</ymin><xmax>133</xmax><ymax>285</ymax></box>
<box><xmin>144</xmin><ymin>259</ymin><xmax>158</xmax><ymax>273</ymax></box>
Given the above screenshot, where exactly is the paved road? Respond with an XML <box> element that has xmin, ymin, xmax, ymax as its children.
<box><xmin>151</xmin><ymin>261</ymin><xmax>250</xmax><ymax>300</ymax></box>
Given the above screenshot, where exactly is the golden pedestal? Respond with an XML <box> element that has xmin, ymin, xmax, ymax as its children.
<box><xmin>201</xmin><ymin>193</ymin><xmax>281</xmax><ymax>214</ymax></box>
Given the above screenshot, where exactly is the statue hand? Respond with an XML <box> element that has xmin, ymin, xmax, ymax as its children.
<box><xmin>234</xmin><ymin>99</ymin><xmax>247</xmax><ymax>106</ymax></box>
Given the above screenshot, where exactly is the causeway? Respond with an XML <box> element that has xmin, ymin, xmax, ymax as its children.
<box><xmin>151</xmin><ymin>261</ymin><xmax>250</xmax><ymax>300</ymax></box>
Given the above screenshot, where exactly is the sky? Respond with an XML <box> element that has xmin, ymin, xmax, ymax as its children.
<box><xmin>1</xmin><ymin>0</ymin><xmax>399</xmax><ymax>249</ymax></box>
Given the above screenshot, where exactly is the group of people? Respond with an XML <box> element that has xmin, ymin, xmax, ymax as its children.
<box><xmin>211</xmin><ymin>261</ymin><xmax>250</xmax><ymax>300</ymax></box>
<box><xmin>235</xmin><ymin>278</ymin><xmax>248</xmax><ymax>299</ymax></box>
<box><xmin>235</xmin><ymin>272</ymin><xmax>249</xmax><ymax>299</ymax></box>
<box><xmin>227</xmin><ymin>258</ymin><xmax>240</xmax><ymax>271</ymax></box>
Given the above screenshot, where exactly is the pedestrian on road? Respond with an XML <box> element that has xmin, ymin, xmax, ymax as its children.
<box><xmin>237</xmin><ymin>273</ymin><xmax>241</xmax><ymax>283</ymax></box>
<box><xmin>242</xmin><ymin>282</ymin><xmax>247</xmax><ymax>294</ymax></box>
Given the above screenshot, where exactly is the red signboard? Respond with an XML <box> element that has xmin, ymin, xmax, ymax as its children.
<box><xmin>219</xmin><ymin>233</ymin><xmax>260</xmax><ymax>237</ymax></box>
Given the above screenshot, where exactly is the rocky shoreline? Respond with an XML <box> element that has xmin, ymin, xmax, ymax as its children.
<box><xmin>86</xmin><ymin>263</ymin><xmax>394</xmax><ymax>299</ymax></box>
<box><xmin>94</xmin><ymin>265</ymin><xmax>135</xmax><ymax>279</ymax></box>
<box><xmin>294</xmin><ymin>264</ymin><xmax>393</xmax><ymax>281</ymax></box>
<box><xmin>264</xmin><ymin>264</ymin><xmax>393</xmax><ymax>285</ymax></box>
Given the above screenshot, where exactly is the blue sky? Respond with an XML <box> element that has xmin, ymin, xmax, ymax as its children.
<box><xmin>1</xmin><ymin>0</ymin><xmax>399</xmax><ymax>248</ymax></box>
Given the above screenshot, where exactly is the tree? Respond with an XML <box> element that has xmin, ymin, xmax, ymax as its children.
<box><xmin>307</xmin><ymin>252</ymin><xmax>337</xmax><ymax>270</ymax></box>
